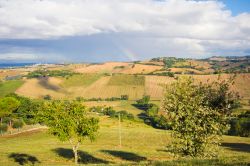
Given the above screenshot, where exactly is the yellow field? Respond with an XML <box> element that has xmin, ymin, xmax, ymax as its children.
<box><xmin>191</xmin><ymin>73</ymin><xmax>250</xmax><ymax>100</ymax></box>
<box><xmin>16</xmin><ymin>77</ymin><xmax>66</xmax><ymax>99</ymax></box>
<box><xmin>15</xmin><ymin>74</ymin><xmax>250</xmax><ymax>102</ymax></box>
<box><xmin>145</xmin><ymin>76</ymin><xmax>175</xmax><ymax>100</ymax></box>
<box><xmin>73</xmin><ymin>62</ymin><xmax>163</xmax><ymax>75</ymax></box>
<box><xmin>120</xmin><ymin>64</ymin><xmax>163</xmax><ymax>74</ymax></box>
<box><xmin>74</xmin><ymin>62</ymin><xmax>131</xmax><ymax>73</ymax></box>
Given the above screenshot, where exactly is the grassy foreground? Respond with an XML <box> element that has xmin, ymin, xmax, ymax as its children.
<box><xmin>0</xmin><ymin>117</ymin><xmax>249</xmax><ymax>165</ymax></box>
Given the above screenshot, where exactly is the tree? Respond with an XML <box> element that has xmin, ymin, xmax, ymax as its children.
<box><xmin>162</xmin><ymin>76</ymin><xmax>239</xmax><ymax>158</ymax></box>
<box><xmin>0</xmin><ymin>97</ymin><xmax>20</xmax><ymax>126</ymax></box>
<box><xmin>6</xmin><ymin>93</ymin><xmax>41</xmax><ymax>125</ymax></box>
<box><xmin>38</xmin><ymin>101</ymin><xmax>99</xmax><ymax>164</ymax></box>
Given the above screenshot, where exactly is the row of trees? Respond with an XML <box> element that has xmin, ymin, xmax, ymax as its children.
<box><xmin>26</xmin><ymin>70</ymin><xmax>75</xmax><ymax>78</ymax></box>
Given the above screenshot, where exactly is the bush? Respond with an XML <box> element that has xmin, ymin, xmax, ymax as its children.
<box><xmin>104</xmin><ymin>107</ymin><xmax>116</xmax><ymax>118</ymax></box>
<box><xmin>136</xmin><ymin>95</ymin><xmax>151</xmax><ymax>110</ymax></box>
<box><xmin>228</xmin><ymin>111</ymin><xmax>250</xmax><ymax>137</ymax></box>
<box><xmin>117</xmin><ymin>110</ymin><xmax>134</xmax><ymax>120</ymax></box>
<box><xmin>154</xmin><ymin>72</ymin><xmax>175</xmax><ymax>77</ymax></box>
<box><xmin>12</xmin><ymin>119</ymin><xmax>24</xmax><ymax>129</ymax></box>
<box><xmin>0</xmin><ymin>123</ymin><xmax>8</xmax><ymax>133</ymax></box>
<box><xmin>121</xmin><ymin>95</ymin><xmax>129</xmax><ymax>100</ymax></box>
<box><xmin>76</xmin><ymin>97</ymin><xmax>85</xmax><ymax>102</ymax></box>
<box><xmin>43</xmin><ymin>95</ymin><xmax>52</xmax><ymax>100</ymax></box>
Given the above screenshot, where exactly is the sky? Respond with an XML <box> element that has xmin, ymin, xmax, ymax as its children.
<box><xmin>0</xmin><ymin>0</ymin><xmax>250</xmax><ymax>63</ymax></box>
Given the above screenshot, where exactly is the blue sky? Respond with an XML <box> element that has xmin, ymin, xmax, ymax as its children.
<box><xmin>0</xmin><ymin>0</ymin><xmax>249</xmax><ymax>63</ymax></box>
<box><xmin>220</xmin><ymin>0</ymin><xmax>250</xmax><ymax>15</ymax></box>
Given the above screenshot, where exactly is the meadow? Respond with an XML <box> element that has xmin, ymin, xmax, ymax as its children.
<box><xmin>0</xmin><ymin>117</ymin><xmax>249</xmax><ymax>165</ymax></box>
<box><xmin>0</xmin><ymin>80</ymin><xmax>24</xmax><ymax>97</ymax></box>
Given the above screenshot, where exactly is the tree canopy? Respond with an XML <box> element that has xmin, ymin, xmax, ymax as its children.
<box><xmin>37</xmin><ymin>101</ymin><xmax>99</xmax><ymax>164</ymax></box>
<box><xmin>0</xmin><ymin>97</ymin><xmax>20</xmax><ymax>120</ymax></box>
<box><xmin>162</xmin><ymin>76</ymin><xmax>240</xmax><ymax>158</ymax></box>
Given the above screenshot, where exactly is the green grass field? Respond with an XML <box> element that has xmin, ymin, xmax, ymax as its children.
<box><xmin>0</xmin><ymin>80</ymin><xmax>24</xmax><ymax>97</ymax></box>
<box><xmin>0</xmin><ymin>117</ymin><xmax>249</xmax><ymax>165</ymax></box>
<box><xmin>108</xmin><ymin>75</ymin><xmax>145</xmax><ymax>86</ymax></box>
<box><xmin>61</xmin><ymin>74</ymin><xmax>102</xmax><ymax>87</ymax></box>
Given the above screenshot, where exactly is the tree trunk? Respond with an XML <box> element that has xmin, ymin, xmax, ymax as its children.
<box><xmin>9</xmin><ymin>119</ymin><xmax>12</xmax><ymax>134</ymax></box>
<box><xmin>71</xmin><ymin>141</ymin><xmax>80</xmax><ymax>165</ymax></box>
<box><xmin>73</xmin><ymin>147</ymin><xmax>78</xmax><ymax>165</ymax></box>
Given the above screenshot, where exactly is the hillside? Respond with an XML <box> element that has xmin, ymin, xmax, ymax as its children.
<box><xmin>15</xmin><ymin>73</ymin><xmax>250</xmax><ymax>101</ymax></box>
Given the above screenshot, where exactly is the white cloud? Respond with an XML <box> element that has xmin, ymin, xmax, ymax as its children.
<box><xmin>0</xmin><ymin>0</ymin><xmax>249</xmax><ymax>59</ymax></box>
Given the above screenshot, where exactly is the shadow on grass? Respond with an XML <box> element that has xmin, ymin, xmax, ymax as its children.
<box><xmin>221</xmin><ymin>143</ymin><xmax>250</xmax><ymax>153</ymax></box>
<box><xmin>38</xmin><ymin>77</ymin><xmax>60</xmax><ymax>91</ymax></box>
<box><xmin>52</xmin><ymin>148</ymin><xmax>109</xmax><ymax>164</ymax></box>
<box><xmin>100</xmin><ymin>150</ymin><xmax>147</xmax><ymax>162</ymax></box>
<box><xmin>132</xmin><ymin>103</ymin><xmax>149</xmax><ymax>111</ymax></box>
<box><xmin>8</xmin><ymin>153</ymin><xmax>40</xmax><ymax>165</ymax></box>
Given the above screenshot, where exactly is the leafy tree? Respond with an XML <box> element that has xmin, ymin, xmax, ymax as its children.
<box><xmin>162</xmin><ymin>76</ymin><xmax>239</xmax><ymax>158</ymax></box>
<box><xmin>37</xmin><ymin>101</ymin><xmax>99</xmax><ymax>164</ymax></box>
<box><xmin>0</xmin><ymin>97</ymin><xmax>20</xmax><ymax>126</ymax></box>
<box><xmin>6</xmin><ymin>93</ymin><xmax>41</xmax><ymax>124</ymax></box>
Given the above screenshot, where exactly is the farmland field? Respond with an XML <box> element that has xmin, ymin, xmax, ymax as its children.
<box><xmin>0</xmin><ymin>117</ymin><xmax>249</xmax><ymax>165</ymax></box>
<box><xmin>61</xmin><ymin>74</ymin><xmax>102</xmax><ymax>87</ymax></box>
<box><xmin>14</xmin><ymin>73</ymin><xmax>250</xmax><ymax>101</ymax></box>
<box><xmin>108</xmin><ymin>75</ymin><xmax>145</xmax><ymax>86</ymax></box>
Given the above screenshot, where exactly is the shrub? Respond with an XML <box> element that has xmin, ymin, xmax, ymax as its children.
<box><xmin>136</xmin><ymin>95</ymin><xmax>151</xmax><ymax>110</ymax></box>
<box><xmin>76</xmin><ymin>97</ymin><xmax>85</xmax><ymax>102</ymax></box>
<box><xmin>117</xmin><ymin>110</ymin><xmax>134</xmax><ymax>120</ymax></box>
<box><xmin>0</xmin><ymin>123</ymin><xmax>8</xmax><ymax>133</ymax></box>
<box><xmin>43</xmin><ymin>95</ymin><xmax>52</xmax><ymax>100</ymax></box>
<box><xmin>12</xmin><ymin>119</ymin><xmax>24</xmax><ymax>129</ymax></box>
<box><xmin>228</xmin><ymin>111</ymin><xmax>250</xmax><ymax>137</ymax></box>
<box><xmin>104</xmin><ymin>107</ymin><xmax>116</xmax><ymax>117</ymax></box>
<box><xmin>121</xmin><ymin>95</ymin><xmax>129</xmax><ymax>100</ymax></box>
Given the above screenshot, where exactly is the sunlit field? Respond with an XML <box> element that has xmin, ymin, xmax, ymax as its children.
<box><xmin>0</xmin><ymin>117</ymin><xmax>249</xmax><ymax>165</ymax></box>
